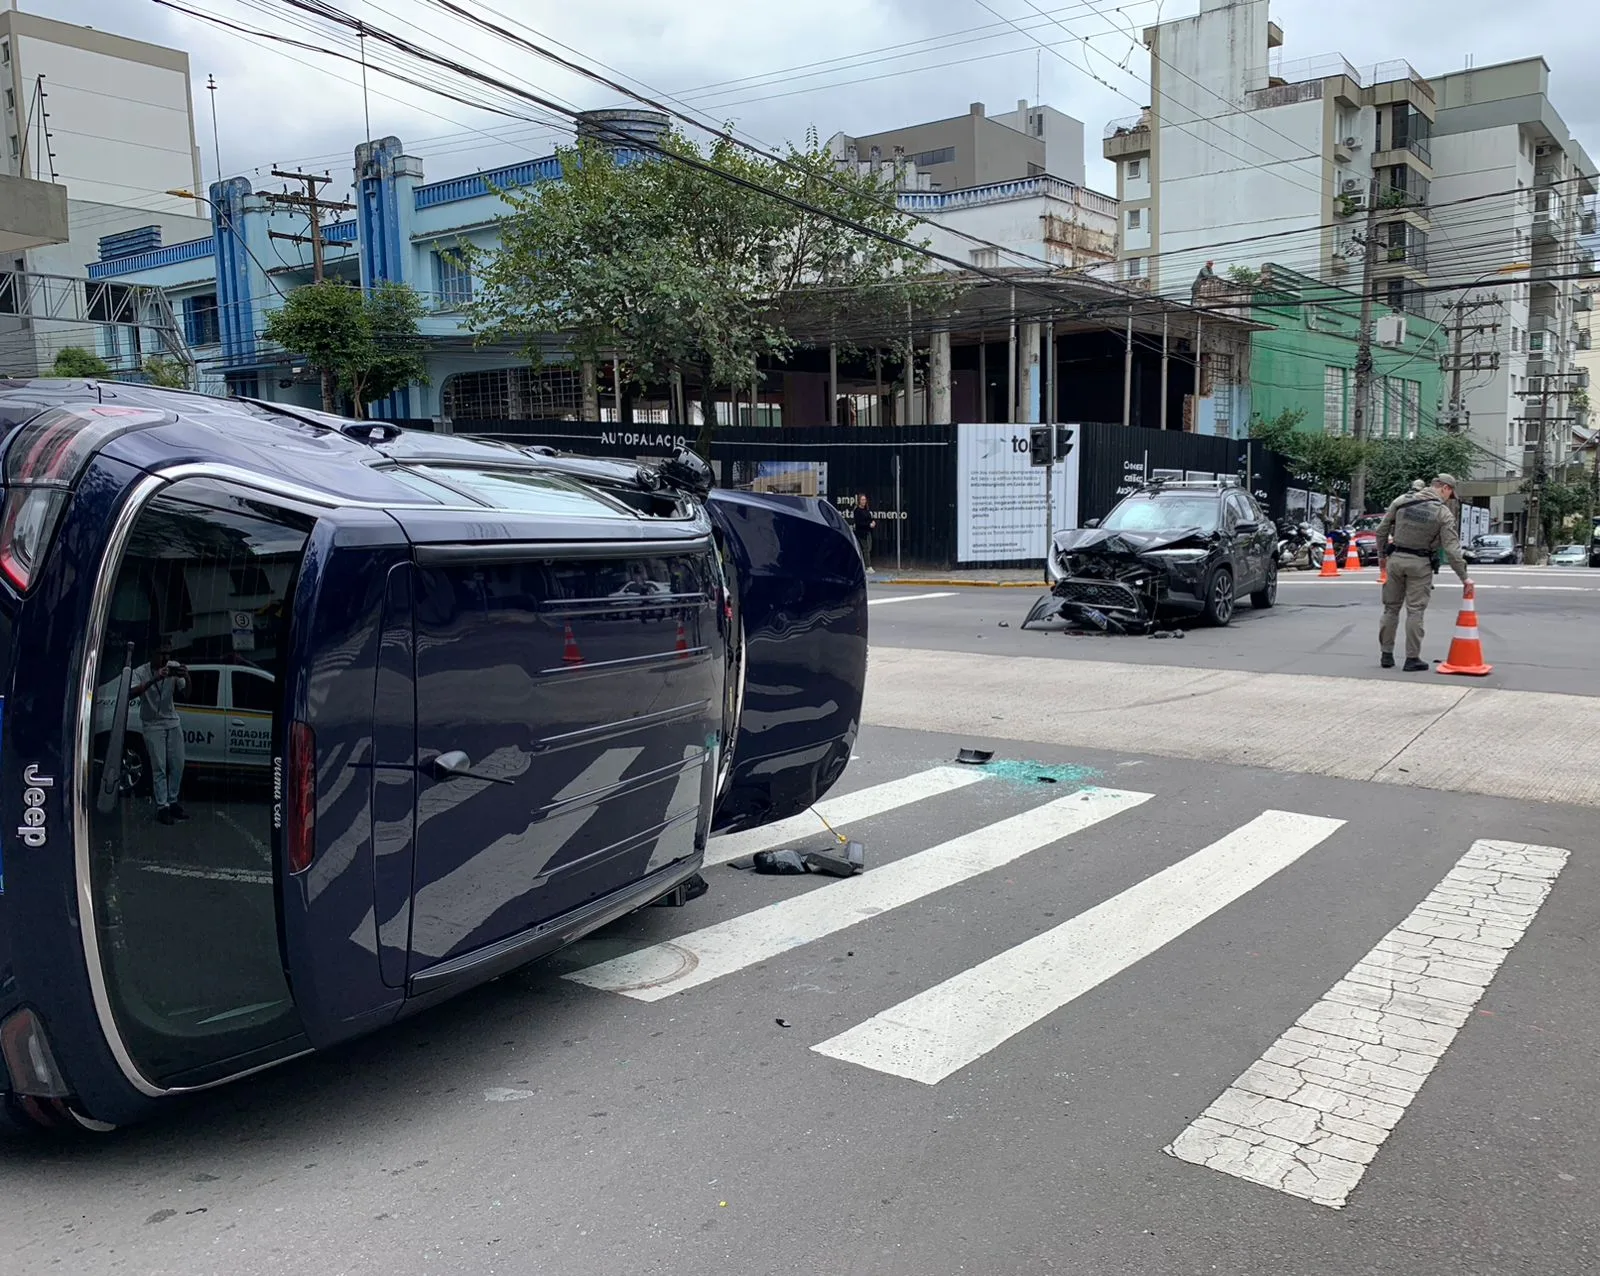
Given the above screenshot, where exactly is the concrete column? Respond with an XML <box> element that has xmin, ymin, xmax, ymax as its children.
<box><xmin>581</xmin><ymin>359</ymin><xmax>599</xmax><ymax>420</ymax></box>
<box><xmin>1020</xmin><ymin>322</ymin><xmax>1042</xmax><ymax>423</ymax></box>
<box><xmin>929</xmin><ymin>328</ymin><xmax>952</xmax><ymax>424</ymax></box>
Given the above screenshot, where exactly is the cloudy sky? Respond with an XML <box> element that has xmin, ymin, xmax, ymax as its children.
<box><xmin>35</xmin><ymin>0</ymin><xmax>1600</xmax><ymax>207</ymax></box>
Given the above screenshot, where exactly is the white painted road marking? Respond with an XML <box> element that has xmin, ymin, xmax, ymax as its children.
<box><xmin>703</xmin><ymin>766</ymin><xmax>991</xmax><ymax>867</ymax></box>
<box><xmin>812</xmin><ymin>810</ymin><xmax>1344</xmax><ymax>1085</ymax></box>
<box><xmin>868</xmin><ymin>592</ymin><xmax>959</xmax><ymax>606</ymax></box>
<box><xmin>564</xmin><ymin>787</ymin><xmax>1152</xmax><ymax>1001</ymax></box>
<box><xmin>1165</xmin><ymin>839</ymin><xmax>1568</xmax><ymax>1209</ymax></box>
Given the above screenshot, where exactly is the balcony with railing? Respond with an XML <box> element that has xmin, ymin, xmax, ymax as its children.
<box><xmin>1102</xmin><ymin>113</ymin><xmax>1151</xmax><ymax>159</ymax></box>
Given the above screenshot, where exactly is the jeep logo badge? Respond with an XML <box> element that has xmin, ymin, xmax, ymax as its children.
<box><xmin>20</xmin><ymin>763</ymin><xmax>54</xmax><ymax>848</ymax></box>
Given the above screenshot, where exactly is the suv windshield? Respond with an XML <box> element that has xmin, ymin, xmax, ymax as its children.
<box><xmin>1101</xmin><ymin>493</ymin><xmax>1220</xmax><ymax>535</ymax></box>
<box><xmin>1475</xmin><ymin>535</ymin><xmax>1513</xmax><ymax>548</ymax></box>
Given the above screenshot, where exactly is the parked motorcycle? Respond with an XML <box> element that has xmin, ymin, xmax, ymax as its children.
<box><xmin>1276</xmin><ymin>519</ymin><xmax>1325</xmax><ymax>570</ymax></box>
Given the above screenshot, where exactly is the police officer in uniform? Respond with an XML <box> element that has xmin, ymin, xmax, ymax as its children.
<box><xmin>1374</xmin><ymin>473</ymin><xmax>1473</xmax><ymax>670</ymax></box>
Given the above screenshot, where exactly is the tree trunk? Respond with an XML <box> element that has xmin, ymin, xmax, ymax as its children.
<box><xmin>319</xmin><ymin>368</ymin><xmax>337</xmax><ymax>414</ymax></box>
<box><xmin>696</xmin><ymin>358</ymin><xmax>717</xmax><ymax>459</ymax></box>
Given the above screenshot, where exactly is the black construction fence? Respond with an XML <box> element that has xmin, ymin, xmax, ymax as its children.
<box><xmin>429</xmin><ymin>417</ymin><xmax>1295</xmax><ymax>571</ymax></box>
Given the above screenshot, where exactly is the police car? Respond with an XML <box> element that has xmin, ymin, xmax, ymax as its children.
<box><xmin>91</xmin><ymin>662</ymin><xmax>274</xmax><ymax>793</ymax></box>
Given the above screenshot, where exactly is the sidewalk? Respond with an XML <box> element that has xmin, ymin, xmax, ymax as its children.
<box><xmin>872</xmin><ymin>567</ymin><xmax>1044</xmax><ymax>588</ymax></box>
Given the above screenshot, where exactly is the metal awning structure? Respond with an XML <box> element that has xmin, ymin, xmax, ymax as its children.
<box><xmin>777</xmin><ymin>267</ymin><xmax>1269</xmax><ymax>350</ymax></box>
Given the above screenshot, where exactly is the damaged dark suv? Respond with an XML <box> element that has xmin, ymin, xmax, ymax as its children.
<box><xmin>1028</xmin><ymin>479</ymin><xmax>1278</xmax><ymax>632</ymax></box>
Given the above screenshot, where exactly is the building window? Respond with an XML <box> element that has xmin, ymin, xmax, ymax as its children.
<box><xmin>1127</xmin><ymin>158</ymin><xmax>1141</xmax><ymax>179</ymax></box>
<box><xmin>1127</xmin><ymin>257</ymin><xmax>1144</xmax><ymax>279</ymax></box>
<box><xmin>435</xmin><ymin>250</ymin><xmax>473</xmax><ymax>308</ymax></box>
<box><xmin>6</xmin><ymin>134</ymin><xmax>16</xmax><ymax>160</ymax></box>
<box><xmin>1128</xmin><ymin>209</ymin><xmax>1142</xmax><ymax>229</ymax></box>
<box><xmin>970</xmin><ymin>247</ymin><xmax>999</xmax><ymax>268</ymax></box>
<box><xmin>908</xmin><ymin>146</ymin><xmax>955</xmax><ymax>168</ymax></box>
<box><xmin>1</xmin><ymin>41</ymin><xmax>9</xmax><ymax>66</ymax></box>
<box><xmin>3</xmin><ymin>88</ymin><xmax>13</xmax><ymax>114</ymax></box>
<box><xmin>1324</xmin><ymin>365</ymin><xmax>1349</xmax><ymax>435</ymax></box>
<box><xmin>183</xmin><ymin>293</ymin><xmax>220</xmax><ymax>346</ymax></box>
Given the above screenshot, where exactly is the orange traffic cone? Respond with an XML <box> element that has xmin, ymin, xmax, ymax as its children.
<box><xmin>1318</xmin><ymin>541</ymin><xmax>1341</xmax><ymax>577</ymax></box>
<box><xmin>562</xmin><ymin>621</ymin><xmax>584</xmax><ymax>665</ymax></box>
<box><xmin>1344</xmin><ymin>539</ymin><xmax>1362</xmax><ymax>571</ymax></box>
<box><xmin>1436</xmin><ymin>584</ymin><xmax>1492</xmax><ymax>677</ymax></box>
<box><xmin>674</xmin><ymin>619</ymin><xmax>690</xmax><ymax>659</ymax></box>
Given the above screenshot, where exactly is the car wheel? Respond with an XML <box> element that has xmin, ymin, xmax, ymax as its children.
<box><xmin>1250</xmin><ymin>562</ymin><xmax>1277</xmax><ymax>610</ymax></box>
<box><xmin>120</xmin><ymin>740</ymin><xmax>149</xmax><ymax>797</ymax></box>
<box><xmin>1203</xmin><ymin>566</ymin><xmax>1236</xmax><ymax>626</ymax></box>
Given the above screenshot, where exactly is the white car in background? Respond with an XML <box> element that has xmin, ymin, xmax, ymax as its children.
<box><xmin>1550</xmin><ymin>544</ymin><xmax>1588</xmax><ymax>567</ymax></box>
<box><xmin>92</xmin><ymin>662</ymin><xmax>276</xmax><ymax>793</ymax></box>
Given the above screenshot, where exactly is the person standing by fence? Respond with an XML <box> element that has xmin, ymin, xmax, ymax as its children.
<box><xmin>852</xmin><ymin>493</ymin><xmax>876</xmax><ymax>573</ymax></box>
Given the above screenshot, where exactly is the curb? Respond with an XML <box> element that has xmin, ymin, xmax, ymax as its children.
<box><xmin>872</xmin><ymin>577</ymin><xmax>1044</xmax><ymax>588</ymax></box>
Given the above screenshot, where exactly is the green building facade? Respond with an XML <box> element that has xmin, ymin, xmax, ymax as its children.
<box><xmin>1246</xmin><ymin>264</ymin><xmax>1445</xmax><ymax>440</ymax></box>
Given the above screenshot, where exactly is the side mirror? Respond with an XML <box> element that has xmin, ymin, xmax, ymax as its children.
<box><xmin>1235</xmin><ymin>520</ymin><xmax>1260</xmax><ymax>534</ymax></box>
<box><xmin>1083</xmin><ymin>517</ymin><xmax>1101</xmax><ymax>529</ymax></box>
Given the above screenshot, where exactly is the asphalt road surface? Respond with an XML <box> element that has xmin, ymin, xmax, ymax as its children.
<box><xmin>3</xmin><ymin>571</ymin><xmax>1595</xmax><ymax>1276</ymax></box>
<box><xmin>866</xmin><ymin>564</ymin><xmax>1600</xmax><ymax>697</ymax></box>
<box><xmin>3</xmin><ymin>728</ymin><xmax>1595</xmax><ymax>1276</ymax></box>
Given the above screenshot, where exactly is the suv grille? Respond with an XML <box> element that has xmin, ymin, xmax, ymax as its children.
<box><xmin>1058</xmin><ymin>580</ymin><xmax>1142</xmax><ymax>610</ymax></box>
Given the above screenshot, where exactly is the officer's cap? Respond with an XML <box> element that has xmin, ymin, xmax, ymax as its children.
<box><xmin>1433</xmin><ymin>473</ymin><xmax>1459</xmax><ymax>489</ymax></box>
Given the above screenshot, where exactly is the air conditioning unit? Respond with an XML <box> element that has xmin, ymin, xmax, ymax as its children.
<box><xmin>1342</xmin><ymin>178</ymin><xmax>1363</xmax><ymax>193</ymax></box>
<box><xmin>1342</xmin><ymin>137</ymin><xmax>1361</xmax><ymax>150</ymax></box>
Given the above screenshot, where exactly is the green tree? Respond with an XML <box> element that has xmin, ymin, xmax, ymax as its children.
<box><xmin>1364</xmin><ymin>434</ymin><xmax>1477</xmax><ymax>511</ymax></box>
<box><xmin>52</xmin><ymin>346</ymin><xmax>111</xmax><ymax>378</ymax></box>
<box><xmin>467</xmin><ymin>128</ymin><xmax>948</xmax><ymax>451</ymax></box>
<box><xmin>1248</xmin><ymin>406</ymin><xmax>1308</xmax><ymax>458</ymax></box>
<box><xmin>262</xmin><ymin>280</ymin><xmax>428</xmax><ymax>417</ymax></box>
<box><xmin>1526</xmin><ymin>478</ymin><xmax>1587</xmax><ymax>551</ymax></box>
<box><xmin>142</xmin><ymin>355</ymin><xmax>190</xmax><ymax>389</ymax></box>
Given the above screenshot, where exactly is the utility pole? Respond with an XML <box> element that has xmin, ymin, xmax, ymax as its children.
<box><xmin>1122</xmin><ymin>306</ymin><xmax>1134</xmax><ymax>429</ymax></box>
<box><xmin>1525</xmin><ymin>375</ymin><xmax>1551</xmax><ymax>564</ymax></box>
<box><xmin>266</xmin><ymin>169</ymin><xmax>353</xmax><ymax>286</ymax></box>
<box><xmin>265</xmin><ymin>169</ymin><xmax>355</xmax><ymax>411</ymax></box>
<box><xmin>1349</xmin><ymin>174</ymin><xmax>1381</xmax><ymax>514</ymax></box>
<box><xmin>1439</xmin><ymin>295</ymin><xmax>1501</xmax><ymax>431</ymax></box>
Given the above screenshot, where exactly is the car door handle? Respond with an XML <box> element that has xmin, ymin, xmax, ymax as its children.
<box><xmin>431</xmin><ymin>750</ymin><xmax>513</xmax><ymax>785</ymax></box>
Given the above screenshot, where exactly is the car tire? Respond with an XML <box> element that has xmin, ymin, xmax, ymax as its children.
<box><xmin>1203</xmin><ymin>566</ymin><xmax>1236</xmax><ymax>626</ymax></box>
<box><xmin>1250</xmin><ymin>562</ymin><xmax>1277</xmax><ymax>610</ymax></box>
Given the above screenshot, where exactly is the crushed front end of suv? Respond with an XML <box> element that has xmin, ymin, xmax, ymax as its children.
<box><xmin>1024</xmin><ymin>480</ymin><xmax>1279</xmax><ymax>633</ymax></box>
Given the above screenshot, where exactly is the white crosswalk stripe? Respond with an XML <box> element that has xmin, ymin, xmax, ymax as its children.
<box><xmin>812</xmin><ymin>809</ymin><xmax>1344</xmax><ymax>1084</ymax></box>
<box><xmin>564</xmin><ymin>786</ymin><xmax>1151</xmax><ymax>1001</ymax></box>
<box><xmin>703</xmin><ymin>765</ymin><xmax>990</xmax><ymax>868</ymax></box>
<box><xmin>561</xmin><ymin>761</ymin><xmax>1570</xmax><ymax>1175</ymax></box>
<box><xmin>1164</xmin><ymin>839</ymin><xmax>1569</xmax><ymax>1209</ymax></box>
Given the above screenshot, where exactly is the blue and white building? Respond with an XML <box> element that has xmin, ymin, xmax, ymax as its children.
<box><xmin>88</xmin><ymin>112</ymin><xmax>1129</xmax><ymax>425</ymax></box>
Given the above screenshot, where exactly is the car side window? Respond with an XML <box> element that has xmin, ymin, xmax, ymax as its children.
<box><xmin>175</xmin><ymin>668</ymin><xmax>220</xmax><ymax>709</ymax></box>
<box><xmin>1222</xmin><ymin>494</ymin><xmax>1244</xmax><ymax>532</ymax></box>
<box><xmin>230</xmin><ymin>670</ymin><xmax>276</xmax><ymax>714</ymax></box>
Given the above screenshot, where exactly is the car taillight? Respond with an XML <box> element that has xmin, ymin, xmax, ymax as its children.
<box><xmin>0</xmin><ymin>404</ymin><xmax>171</xmax><ymax>594</ymax></box>
<box><xmin>287</xmin><ymin>721</ymin><xmax>316</xmax><ymax>874</ymax></box>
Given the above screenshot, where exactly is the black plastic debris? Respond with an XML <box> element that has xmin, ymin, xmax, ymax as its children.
<box><xmin>804</xmin><ymin>840</ymin><xmax>865</xmax><ymax>878</ymax></box>
<box><xmin>1036</xmin><ymin>776</ymin><xmax>1057</xmax><ymax>784</ymax></box>
<box><xmin>752</xmin><ymin>849</ymin><xmax>809</xmax><ymax>875</ymax></box>
<box><xmin>956</xmin><ymin>747</ymin><xmax>994</xmax><ymax>765</ymax></box>
<box><xmin>775</xmin><ymin>1018</ymin><xmax>792</xmax><ymax>1028</ymax></box>
<box><xmin>651</xmin><ymin>872</ymin><xmax>710</xmax><ymax>906</ymax></box>
<box><xmin>998</xmin><ymin>621</ymin><xmax>1010</xmax><ymax>628</ymax></box>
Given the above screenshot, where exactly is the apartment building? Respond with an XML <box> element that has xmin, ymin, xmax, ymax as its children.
<box><xmin>830</xmin><ymin>98</ymin><xmax>1087</xmax><ymax>190</ymax></box>
<box><xmin>827</xmin><ymin>100</ymin><xmax>1114</xmax><ymax>272</ymax></box>
<box><xmin>1103</xmin><ymin>0</ymin><xmax>1436</xmax><ymax>307</ymax></box>
<box><xmin>0</xmin><ymin>7</ymin><xmax>208</xmax><ymax>375</ymax></box>
<box><xmin>1428</xmin><ymin>59</ymin><xmax>1597</xmax><ymax>517</ymax></box>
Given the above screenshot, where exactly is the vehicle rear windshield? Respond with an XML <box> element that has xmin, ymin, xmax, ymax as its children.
<box><xmin>87</xmin><ymin>478</ymin><xmax>312</xmax><ymax>1087</ymax></box>
<box><xmin>1475</xmin><ymin>535</ymin><xmax>1513</xmax><ymax>547</ymax></box>
<box><xmin>1101</xmin><ymin>494</ymin><xmax>1220</xmax><ymax>534</ymax></box>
